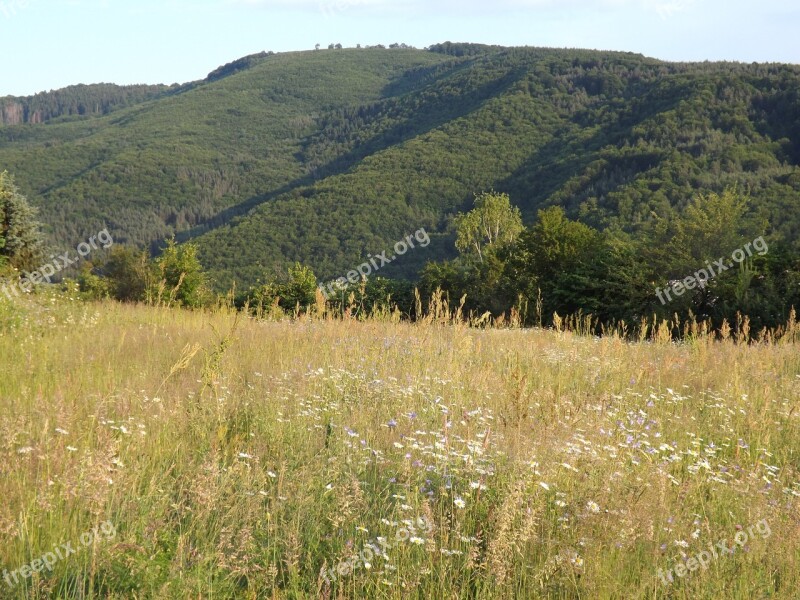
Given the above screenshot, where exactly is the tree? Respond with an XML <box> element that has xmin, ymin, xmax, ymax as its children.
<box><xmin>92</xmin><ymin>245</ymin><xmax>151</xmax><ymax>302</ymax></box>
<box><xmin>151</xmin><ymin>239</ymin><xmax>211</xmax><ymax>308</ymax></box>
<box><xmin>281</xmin><ymin>263</ymin><xmax>318</xmax><ymax>309</ymax></box>
<box><xmin>418</xmin><ymin>192</ymin><xmax>524</xmax><ymax>318</ymax></box>
<box><xmin>640</xmin><ymin>187</ymin><xmax>770</xmax><ymax>322</ymax></box>
<box><xmin>251</xmin><ymin>263</ymin><xmax>318</xmax><ymax>313</ymax></box>
<box><xmin>507</xmin><ymin>206</ymin><xmax>607</xmax><ymax>323</ymax></box>
<box><xmin>519</xmin><ymin>207</ymin><xmax>601</xmax><ymax>280</ymax></box>
<box><xmin>454</xmin><ymin>191</ymin><xmax>523</xmax><ymax>263</ymax></box>
<box><xmin>660</xmin><ymin>187</ymin><xmax>761</xmax><ymax>274</ymax></box>
<box><xmin>0</xmin><ymin>171</ymin><xmax>45</xmax><ymax>271</ymax></box>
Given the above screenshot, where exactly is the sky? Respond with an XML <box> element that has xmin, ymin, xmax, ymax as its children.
<box><xmin>1</xmin><ymin>0</ymin><xmax>798</xmax><ymax>96</ymax></box>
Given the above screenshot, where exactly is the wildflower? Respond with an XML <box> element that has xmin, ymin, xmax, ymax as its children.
<box><xmin>539</xmin><ymin>481</ymin><xmax>550</xmax><ymax>491</ymax></box>
<box><xmin>55</xmin><ymin>428</ymin><xmax>69</xmax><ymax>435</ymax></box>
<box><xmin>454</xmin><ymin>497</ymin><xmax>466</xmax><ymax>509</ymax></box>
<box><xmin>267</xmin><ymin>471</ymin><xmax>277</xmax><ymax>478</ymax></box>
<box><xmin>586</xmin><ymin>501</ymin><xmax>600</xmax><ymax>513</ymax></box>
<box><xmin>409</xmin><ymin>536</ymin><xmax>425</xmax><ymax>545</ymax></box>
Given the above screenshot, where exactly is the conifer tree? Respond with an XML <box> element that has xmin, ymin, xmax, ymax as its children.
<box><xmin>0</xmin><ymin>171</ymin><xmax>45</xmax><ymax>271</ymax></box>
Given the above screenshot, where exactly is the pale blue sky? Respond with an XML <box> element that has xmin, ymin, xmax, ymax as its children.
<box><xmin>1</xmin><ymin>0</ymin><xmax>798</xmax><ymax>96</ymax></box>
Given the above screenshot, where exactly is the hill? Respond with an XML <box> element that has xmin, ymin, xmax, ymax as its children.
<box><xmin>0</xmin><ymin>44</ymin><xmax>799</xmax><ymax>289</ymax></box>
<box><xmin>0</xmin><ymin>83</ymin><xmax>174</xmax><ymax>125</ymax></box>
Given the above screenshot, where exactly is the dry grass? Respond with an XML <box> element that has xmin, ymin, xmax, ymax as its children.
<box><xmin>1</xmin><ymin>290</ymin><xmax>799</xmax><ymax>598</ymax></box>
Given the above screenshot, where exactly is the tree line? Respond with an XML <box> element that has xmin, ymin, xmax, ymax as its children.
<box><xmin>3</xmin><ymin>169</ymin><xmax>797</xmax><ymax>336</ymax></box>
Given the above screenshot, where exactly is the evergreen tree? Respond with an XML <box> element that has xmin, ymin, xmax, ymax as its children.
<box><xmin>0</xmin><ymin>170</ymin><xmax>45</xmax><ymax>271</ymax></box>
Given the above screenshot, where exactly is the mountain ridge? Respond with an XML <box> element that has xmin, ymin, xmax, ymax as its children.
<box><xmin>0</xmin><ymin>44</ymin><xmax>798</xmax><ymax>289</ymax></box>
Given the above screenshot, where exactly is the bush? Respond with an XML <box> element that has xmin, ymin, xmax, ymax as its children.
<box><xmin>151</xmin><ymin>240</ymin><xmax>212</xmax><ymax>309</ymax></box>
<box><xmin>251</xmin><ymin>263</ymin><xmax>319</xmax><ymax>315</ymax></box>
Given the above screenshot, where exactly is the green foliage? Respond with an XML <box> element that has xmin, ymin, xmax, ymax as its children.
<box><xmin>1</xmin><ymin>47</ymin><xmax>799</xmax><ymax>295</ymax></box>
<box><xmin>647</xmin><ymin>187</ymin><xmax>761</xmax><ymax>275</ymax></box>
<box><xmin>325</xmin><ymin>275</ymin><xmax>416</xmax><ymax>318</ymax></box>
<box><xmin>0</xmin><ymin>170</ymin><xmax>45</xmax><ymax>271</ymax></box>
<box><xmin>77</xmin><ymin>262</ymin><xmax>113</xmax><ymax>300</ymax></box>
<box><xmin>0</xmin><ymin>45</ymin><xmax>799</xmax><ymax>334</ymax></box>
<box><xmin>250</xmin><ymin>262</ymin><xmax>319</xmax><ymax>314</ymax></box>
<box><xmin>151</xmin><ymin>240</ymin><xmax>211</xmax><ymax>309</ymax></box>
<box><xmin>423</xmin><ymin>188</ymin><xmax>799</xmax><ymax>333</ymax></box>
<box><xmin>85</xmin><ymin>246</ymin><xmax>152</xmax><ymax>302</ymax></box>
<box><xmin>0</xmin><ymin>83</ymin><xmax>171</xmax><ymax>126</ymax></box>
<box><xmin>205</xmin><ymin>52</ymin><xmax>274</xmax><ymax>83</ymax></box>
<box><xmin>454</xmin><ymin>191</ymin><xmax>523</xmax><ymax>263</ymax></box>
<box><xmin>427</xmin><ymin>42</ymin><xmax>503</xmax><ymax>56</ymax></box>
<box><xmin>519</xmin><ymin>206</ymin><xmax>601</xmax><ymax>280</ymax></box>
<box><xmin>78</xmin><ymin>241</ymin><xmax>219</xmax><ymax>310</ymax></box>
<box><xmin>508</xmin><ymin>206</ymin><xmax>607</xmax><ymax>319</ymax></box>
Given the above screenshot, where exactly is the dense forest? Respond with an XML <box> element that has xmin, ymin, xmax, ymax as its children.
<box><xmin>0</xmin><ymin>83</ymin><xmax>174</xmax><ymax>126</ymax></box>
<box><xmin>0</xmin><ymin>43</ymin><xmax>799</xmax><ymax>330</ymax></box>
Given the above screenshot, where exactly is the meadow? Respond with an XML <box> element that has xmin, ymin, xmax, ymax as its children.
<box><xmin>1</xmin><ymin>291</ymin><xmax>799</xmax><ymax>598</ymax></box>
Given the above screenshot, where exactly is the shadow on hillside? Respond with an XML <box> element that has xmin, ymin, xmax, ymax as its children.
<box><xmin>496</xmin><ymin>82</ymin><xmax>693</xmax><ymax>223</ymax></box>
<box><xmin>177</xmin><ymin>60</ymin><xmax>525</xmax><ymax>244</ymax></box>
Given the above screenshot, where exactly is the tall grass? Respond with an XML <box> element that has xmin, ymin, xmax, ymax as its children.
<box><xmin>1</xmin><ymin>291</ymin><xmax>798</xmax><ymax>598</ymax></box>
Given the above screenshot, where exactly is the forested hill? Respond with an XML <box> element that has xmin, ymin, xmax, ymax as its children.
<box><xmin>1</xmin><ymin>43</ymin><xmax>799</xmax><ymax>289</ymax></box>
<box><xmin>0</xmin><ymin>83</ymin><xmax>174</xmax><ymax>126</ymax></box>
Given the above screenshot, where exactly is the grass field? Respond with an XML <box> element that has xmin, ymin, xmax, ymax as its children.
<box><xmin>1</xmin><ymin>292</ymin><xmax>799</xmax><ymax>598</ymax></box>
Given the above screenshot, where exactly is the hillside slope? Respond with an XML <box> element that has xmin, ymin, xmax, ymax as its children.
<box><xmin>1</xmin><ymin>45</ymin><xmax>799</xmax><ymax>289</ymax></box>
<box><xmin>0</xmin><ymin>83</ymin><xmax>173</xmax><ymax>126</ymax></box>
<box><xmin>0</xmin><ymin>49</ymin><xmax>454</xmax><ymax>250</ymax></box>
